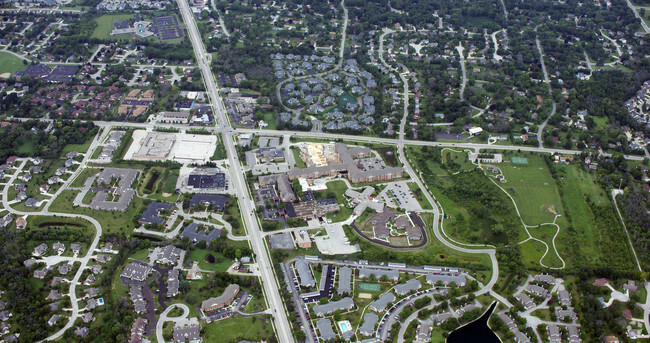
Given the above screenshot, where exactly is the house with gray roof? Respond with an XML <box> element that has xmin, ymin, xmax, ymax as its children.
<box><xmin>558</xmin><ymin>290</ymin><xmax>571</xmax><ymax>307</ymax></box>
<box><xmin>47</xmin><ymin>314</ymin><xmax>60</xmax><ymax>326</ymax></box>
<box><xmin>394</xmin><ymin>278</ymin><xmax>422</xmax><ymax>296</ymax></box>
<box><xmin>317</xmin><ymin>318</ymin><xmax>337</xmax><ymax>341</ymax></box>
<box><xmin>173</xmin><ymin>317</ymin><xmax>202</xmax><ymax>343</ymax></box>
<box><xmin>337</xmin><ymin>266</ymin><xmax>352</xmax><ymax>295</ymax></box>
<box><xmin>181</xmin><ymin>222</ymin><xmax>222</xmax><ymax>244</ymax></box>
<box><xmin>359</xmin><ymin>268</ymin><xmax>399</xmax><ymax>281</ymax></box>
<box><xmin>167</xmin><ymin>268</ymin><xmax>180</xmax><ymax>297</ymax></box>
<box><xmin>534</xmin><ymin>274</ymin><xmax>556</xmax><ymax>284</ymax></box>
<box><xmin>121</xmin><ymin>262</ymin><xmax>153</xmax><ymax>282</ymax></box>
<box><xmin>149</xmin><ymin>245</ymin><xmax>184</xmax><ymax>266</ymax></box>
<box><xmin>369</xmin><ymin>292</ymin><xmax>396</xmax><ymax>312</ymax></box>
<box><xmin>527</xmin><ymin>284</ymin><xmax>550</xmax><ymax>298</ymax></box>
<box><xmin>425</xmin><ymin>273</ymin><xmax>466</xmax><ymax>287</ymax></box>
<box><xmin>295</xmin><ymin>260</ymin><xmax>315</xmax><ymax>288</ymax></box>
<box><xmin>312</xmin><ymin>297</ymin><xmax>354</xmax><ymax>316</ymax></box>
<box><xmin>47</xmin><ymin>289</ymin><xmax>62</xmax><ymax>301</ymax></box>
<box><xmin>515</xmin><ymin>293</ymin><xmax>535</xmax><ymax>309</ymax></box>
<box><xmin>75</xmin><ymin>327</ymin><xmax>89</xmax><ymax>338</ymax></box>
<box><xmin>359</xmin><ymin>312</ymin><xmax>378</xmax><ymax>336</ymax></box>
<box><xmin>34</xmin><ymin>243</ymin><xmax>48</xmax><ymax>256</ymax></box>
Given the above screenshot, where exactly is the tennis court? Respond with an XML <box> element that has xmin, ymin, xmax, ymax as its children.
<box><xmin>358</xmin><ymin>282</ymin><xmax>381</xmax><ymax>292</ymax></box>
<box><xmin>511</xmin><ymin>157</ymin><xmax>528</xmax><ymax>164</ymax></box>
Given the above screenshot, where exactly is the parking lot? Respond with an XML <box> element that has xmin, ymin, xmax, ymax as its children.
<box><xmin>379</xmin><ymin>181</ymin><xmax>421</xmax><ymax>211</ymax></box>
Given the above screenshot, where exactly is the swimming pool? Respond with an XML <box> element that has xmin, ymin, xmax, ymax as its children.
<box><xmin>337</xmin><ymin>320</ymin><xmax>352</xmax><ymax>333</ymax></box>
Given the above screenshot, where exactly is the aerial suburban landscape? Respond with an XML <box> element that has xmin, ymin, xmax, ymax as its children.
<box><xmin>0</xmin><ymin>0</ymin><xmax>649</xmax><ymax>342</ymax></box>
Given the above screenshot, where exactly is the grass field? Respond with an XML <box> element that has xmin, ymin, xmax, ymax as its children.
<box><xmin>499</xmin><ymin>153</ymin><xmax>562</xmax><ymax>225</ymax></box>
<box><xmin>62</xmin><ymin>136</ymin><xmax>94</xmax><ymax>155</ymax></box>
<box><xmin>527</xmin><ymin>225</ymin><xmax>564</xmax><ymax>268</ymax></box>
<box><xmin>187</xmin><ymin>249</ymin><xmax>232</xmax><ymax>272</ymax></box>
<box><xmin>0</xmin><ymin>52</ymin><xmax>25</xmax><ymax>76</ymax></box>
<box><xmin>324</xmin><ymin>180</ymin><xmax>352</xmax><ymax>222</ymax></box>
<box><xmin>555</xmin><ymin>164</ymin><xmax>633</xmax><ymax>270</ymax></box>
<box><xmin>49</xmin><ymin>189</ymin><xmax>145</xmax><ymax>235</ymax></box>
<box><xmin>291</xmin><ymin>146</ymin><xmax>306</xmax><ymax>168</ymax></box>
<box><xmin>441</xmin><ymin>149</ymin><xmax>475</xmax><ymax>171</ymax></box>
<box><xmin>203</xmin><ymin>315</ymin><xmax>275</xmax><ymax>342</ymax></box>
<box><xmin>261</xmin><ymin>112</ymin><xmax>277</xmax><ymax>130</ymax></box>
<box><xmin>92</xmin><ymin>14</ymin><xmax>134</xmax><ymax>39</ymax></box>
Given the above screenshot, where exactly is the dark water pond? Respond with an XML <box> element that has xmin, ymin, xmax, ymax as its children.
<box><xmin>447</xmin><ymin>301</ymin><xmax>500</xmax><ymax>343</ymax></box>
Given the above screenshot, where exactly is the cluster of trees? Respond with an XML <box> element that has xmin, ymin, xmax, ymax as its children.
<box><xmin>0</xmin><ymin>119</ymin><xmax>97</xmax><ymax>162</ymax></box>
<box><xmin>620</xmin><ymin>192</ymin><xmax>650</xmax><ymax>267</ymax></box>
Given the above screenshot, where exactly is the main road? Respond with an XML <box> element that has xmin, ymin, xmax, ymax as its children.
<box><xmin>176</xmin><ymin>0</ymin><xmax>295</xmax><ymax>341</ymax></box>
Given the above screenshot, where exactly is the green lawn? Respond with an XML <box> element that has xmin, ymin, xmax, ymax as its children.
<box><xmin>261</xmin><ymin>112</ymin><xmax>277</xmax><ymax>130</ymax></box>
<box><xmin>17</xmin><ymin>138</ymin><xmax>36</xmax><ymax>155</ymax></box>
<box><xmin>49</xmin><ymin>190</ymin><xmax>145</xmax><ymax>236</ymax></box>
<box><xmin>519</xmin><ymin>238</ymin><xmax>548</xmax><ymax>268</ymax></box>
<box><xmin>70</xmin><ymin>168</ymin><xmax>100</xmax><ymax>188</ymax></box>
<box><xmin>555</xmin><ymin>164</ymin><xmax>632</xmax><ymax>270</ymax></box>
<box><xmin>323</xmin><ymin>180</ymin><xmax>352</xmax><ymax>222</ymax></box>
<box><xmin>441</xmin><ymin>149</ymin><xmax>476</xmax><ymax>172</ymax></box>
<box><xmin>62</xmin><ymin>136</ymin><xmax>94</xmax><ymax>155</ymax></box>
<box><xmin>187</xmin><ymin>249</ymin><xmax>232</xmax><ymax>272</ymax></box>
<box><xmin>203</xmin><ymin>314</ymin><xmax>275</xmax><ymax>342</ymax></box>
<box><xmin>161</xmin><ymin>169</ymin><xmax>179</xmax><ymax>193</ymax></box>
<box><xmin>291</xmin><ymin>146</ymin><xmax>306</xmax><ymax>168</ymax></box>
<box><xmin>527</xmin><ymin>225</ymin><xmax>564</xmax><ymax>268</ymax></box>
<box><xmin>498</xmin><ymin>153</ymin><xmax>562</xmax><ymax>225</ymax></box>
<box><xmin>92</xmin><ymin>14</ymin><xmax>134</xmax><ymax>39</ymax></box>
<box><xmin>0</xmin><ymin>52</ymin><xmax>25</xmax><ymax>76</ymax></box>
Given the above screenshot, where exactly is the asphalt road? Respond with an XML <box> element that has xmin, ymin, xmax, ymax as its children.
<box><xmin>176</xmin><ymin>0</ymin><xmax>295</xmax><ymax>341</ymax></box>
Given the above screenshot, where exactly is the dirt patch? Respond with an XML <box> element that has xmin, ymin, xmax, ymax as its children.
<box><xmin>540</xmin><ymin>204</ymin><xmax>557</xmax><ymax>215</ymax></box>
<box><xmin>358</xmin><ymin>293</ymin><xmax>372</xmax><ymax>299</ymax></box>
<box><xmin>162</xmin><ymin>192</ymin><xmax>172</xmax><ymax>197</ymax></box>
<box><xmin>0</xmin><ymin>73</ymin><xmax>10</xmax><ymax>79</ymax></box>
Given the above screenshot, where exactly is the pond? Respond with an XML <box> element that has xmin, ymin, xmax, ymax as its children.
<box><xmin>447</xmin><ymin>301</ymin><xmax>500</xmax><ymax>343</ymax></box>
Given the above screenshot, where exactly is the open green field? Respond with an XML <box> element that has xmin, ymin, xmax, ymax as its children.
<box><xmin>554</xmin><ymin>164</ymin><xmax>633</xmax><ymax>270</ymax></box>
<box><xmin>187</xmin><ymin>249</ymin><xmax>232</xmax><ymax>272</ymax></box>
<box><xmin>0</xmin><ymin>52</ymin><xmax>25</xmax><ymax>76</ymax></box>
<box><xmin>49</xmin><ymin>189</ymin><xmax>146</xmax><ymax>236</ymax></box>
<box><xmin>527</xmin><ymin>225</ymin><xmax>564</xmax><ymax>268</ymax></box>
<box><xmin>203</xmin><ymin>315</ymin><xmax>275</xmax><ymax>342</ymax></box>
<box><xmin>441</xmin><ymin>149</ymin><xmax>476</xmax><ymax>172</ymax></box>
<box><xmin>92</xmin><ymin>14</ymin><xmax>134</xmax><ymax>39</ymax></box>
<box><xmin>62</xmin><ymin>135</ymin><xmax>94</xmax><ymax>155</ymax></box>
<box><xmin>499</xmin><ymin>153</ymin><xmax>562</xmax><ymax>225</ymax></box>
<box><xmin>291</xmin><ymin>146</ymin><xmax>306</xmax><ymax>168</ymax></box>
<box><xmin>261</xmin><ymin>112</ymin><xmax>277</xmax><ymax>130</ymax></box>
<box><xmin>324</xmin><ymin>180</ymin><xmax>352</xmax><ymax>222</ymax></box>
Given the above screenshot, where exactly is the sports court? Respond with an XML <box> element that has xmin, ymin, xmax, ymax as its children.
<box><xmin>358</xmin><ymin>282</ymin><xmax>381</xmax><ymax>292</ymax></box>
<box><xmin>511</xmin><ymin>157</ymin><xmax>528</xmax><ymax>164</ymax></box>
